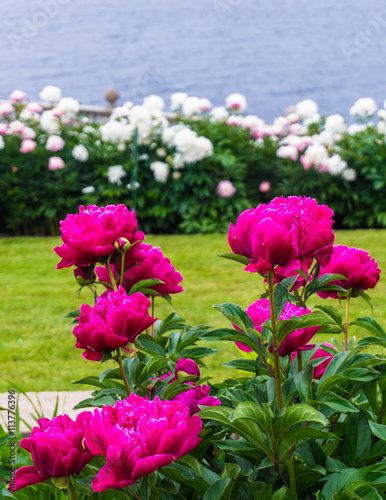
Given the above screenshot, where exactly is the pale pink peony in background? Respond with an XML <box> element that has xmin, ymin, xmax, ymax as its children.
<box><xmin>9</xmin><ymin>90</ymin><xmax>26</xmax><ymax>101</ymax></box>
<box><xmin>48</xmin><ymin>156</ymin><xmax>65</xmax><ymax>170</ymax></box>
<box><xmin>217</xmin><ymin>180</ymin><xmax>236</xmax><ymax>198</ymax></box>
<box><xmin>46</xmin><ymin>135</ymin><xmax>65</xmax><ymax>151</ymax></box>
<box><xmin>259</xmin><ymin>181</ymin><xmax>271</xmax><ymax>193</ymax></box>
<box><xmin>20</xmin><ymin>139</ymin><xmax>37</xmax><ymax>153</ymax></box>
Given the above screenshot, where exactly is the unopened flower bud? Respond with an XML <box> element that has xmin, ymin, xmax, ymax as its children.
<box><xmin>114</xmin><ymin>237</ymin><xmax>131</xmax><ymax>252</ymax></box>
<box><xmin>175</xmin><ymin>358</ymin><xmax>200</xmax><ymax>381</ymax></box>
<box><xmin>52</xmin><ymin>477</ymin><xmax>70</xmax><ymax>490</ymax></box>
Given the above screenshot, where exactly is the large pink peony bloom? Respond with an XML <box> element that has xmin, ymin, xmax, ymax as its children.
<box><xmin>54</xmin><ymin>205</ymin><xmax>144</xmax><ymax>269</ymax></box>
<box><xmin>228</xmin><ymin>196</ymin><xmax>334</xmax><ymax>275</ymax></box>
<box><xmin>317</xmin><ymin>245</ymin><xmax>381</xmax><ymax>299</ymax></box>
<box><xmin>84</xmin><ymin>394</ymin><xmax>202</xmax><ymax>492</ymax></box>
<box><xmin>73</xmin><ymin>287</ymin><xmax>156</xmax><ymax>361</ymax></box>
<box><xmin>235</xmin><ymin>298</ymin><xmax>319</xmax><ymax>357</ymax></box>
<box><xmin>96</xmin><ymin>243</ymin><xmax>183</xmax><ymax>296</ymax></box>
<box><xmin>14</xmin><ymin>412</ymin><xmax>93</xmax><ymax>491</ymax></box>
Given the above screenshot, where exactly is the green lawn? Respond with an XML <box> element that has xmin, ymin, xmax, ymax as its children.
<box><xmin>1</xmin><ymin>230</ymin><xmax>385</xmax><ymax>392</ymax></box>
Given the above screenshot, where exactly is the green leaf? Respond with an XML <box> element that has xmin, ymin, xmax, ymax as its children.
<box><xmin>350</xmin><ymin>317</ymin><xmax>386</xmax><ymax>341</ymax></box>
<box><xmin>248</xmin><ymin>481</ymin><xmax>273</xmax><ymax>500</ymax></box>
<box><xmin>294</xmin><ymin>363</ymin><xmax>313</xmax><ymax>404</ymax></box>
<box><xmin>342</xmin><ymin>410</ymin><xmax>371</xmax><ymax>467</ymax></box>
<box><xmin>355</xmin><ymin>291</ymin><xmax>373</xmax><ymax>311</ymax></box>
<box><xmin>369</xmin><ymin>421</ymin><xmax>386</xmax><ymax>441</ymax></box>
<box><xmin>218</xmin><ymin>252</ymin><xmax>251</xmax><ymax>266</ymax></box>
<box><xmin>202</xmin><ymin>478</ymin><xmax>232</xmax><ymax>500</ymax></box>
<box><xmin>122</xmin><ymin>356</ymin><xmax>139</xmax><ymax>392</ymax></box>
<box><xmin>213</xmin><ymin>302</ymin><xmax>256</xmax><ymax>335</ymax></box>
<box><xmin>273</xmin><ymin>404</ymin><xmax>327</xmax><ymax>438</ymax></box>
<box><xmin>315</xmin><ymin>305</ymin><xmax>344</xmax><ymax>328</ymax></box>
<box><xmin>278</xmin><ymin>428</ymin><xmax>335</xmax><ymax>459</ymax></box>
<box><xmin>128</xmin><ymin>278</ymin><xmax>165</xmax><ymax>295</ymax></box>
<box><xmin>272</xmin><ymin>486</ymin><xmax>298</xmax><ymax>499</ymax></box>
<box><xmin>222</xmin><ymin>359</ymin><xmax>258</xmax><ymax>373</ymax></box>
<box><xmin>160</xmin><ymin>463</ymin><xmax>209</xmax><ymax>495</ymax></box>
<box><xmin>318</xmin><ymin>391</ymin><xmax>359</xmax><ymax>413</ymax></box>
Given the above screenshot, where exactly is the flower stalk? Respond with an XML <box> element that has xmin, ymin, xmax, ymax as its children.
<box><xmin>344</xmin><ymin>290</ymin><xmax>351</xmax><ymax>351</ymax></box>
<box><xmin>115</xmin><ymin>347</ymin><xmax>131</xmax><ymax>397</ymax></box>
<box><xmin>106</xmin><ymin>255</ymin><xmax>118</xmax><ymax>292</ymax></box>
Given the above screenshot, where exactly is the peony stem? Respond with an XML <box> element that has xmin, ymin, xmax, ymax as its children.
<box><xmin>116</xmin><ymin>347</ymin><xmax>131</xmax><ymax>397</ymax></box>
<box><xmin>127</xmin><ymin>487</ymin><xmax>142</xmax><ymax>500</ymax></box>
<box><xmin>151</xmin><ymin>296</ymin><xmax>155</xmax><ymax>338</ymax></box>
<box><xmin>106</xmin><ymin>255</ymin><xmax>118</xmax><ymax>291</ymax></box>
<box><xmin>344</xmin><ymin>292</ymin><xmax>351</xmax><ymax>351</ymax></box>
<box><xmin>267</xmin><ymin>270</ymin><xmax>296</xmax><ymax>494</ymax></box>
<box><xmin>120</xmin><ymin>251</ymin><xmax>126</xmax><ymax>287</ymax></box>
<box><xmin>68</xmin><ymin>479</ymin><xmax>78</xmax><ymax>500</ymax></box>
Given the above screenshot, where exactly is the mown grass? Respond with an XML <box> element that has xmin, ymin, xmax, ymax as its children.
<box><xmin>1</xmin><ymin>230</ymin><xmax>385</xmax><ymax>392</ymax></box>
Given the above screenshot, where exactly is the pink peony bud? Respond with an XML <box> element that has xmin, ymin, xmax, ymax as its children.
<box><xmin>175</xmin><ymin>358</ymin><xmax>201</xmax><ymax>381</ymax></box>
<box><xmin>217</xmin><ymin>180</ymin><xmax>236</xmax><ymax>198</ymax></box>
<box><xmin>9</xmin><ymin>90</ymin><xmax>26</xmax><ymax>101</ymax></box>
<box><xmin>259</xmin><ymin>181</ymin><xmax>271</xmax><ymax>193</ymax></box>
<box><xmin>114</xmin><ymin>237</ymin><xmax>131</xmax><ymax>252</ymax></box>
<box><xmin>20</xmin><ymin>139</ymin><xmax>37</xmax><ymax>153</ymax></box>
<box><xmin>48</xmin><ymin>156</ymin><xmax>65</xmax><ymax>170</ymax></box>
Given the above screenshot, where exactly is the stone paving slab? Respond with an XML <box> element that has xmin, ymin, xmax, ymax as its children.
<box><xmin>0</xmin><ymin>391</ymin><xmax>93</xmax><ymax>434</ymax></box>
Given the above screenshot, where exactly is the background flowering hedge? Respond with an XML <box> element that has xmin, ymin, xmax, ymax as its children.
<box><xmin>2</xmin><ymin>89</ymin><xmax>386</xmax><ymax>235</ymax></box>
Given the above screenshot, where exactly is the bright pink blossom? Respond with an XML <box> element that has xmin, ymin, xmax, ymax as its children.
<box><xmin>9</xmin><ymin>90</ymin><xmax>26</xmax><ymax>101</ymax></box>
<box><xmin>84</xmin><ymin>394</ymin><xmax>202</xmax><ymax>492</ymax></box>
<box><xmin>317</xmin><ymin>245</ymin><xmax>381</xmax><ymax>299</ymax></box>
<box><xmin>235</xmin><ymin>298</ymin><xmax>319</xmax><ymax>357</ymax></box>
<box><xmin>96</xmin><ymin>243</ymin><xmax>183</xmax><ymax>296</ymax></box>
<box><xmin>175</xmin><ymin>358</ymin><xmax>200</xmax><ymax>381</ymax></box>
<box><xmin>73</xmin><ymin>287</ymin><xmax>155</xmax><ymax>361</ymax></box>
<box><xmin>14</xmin><ymin>412</ymin><xmax>93</xmax><ymax>491</ymax></box>
<box><xmin>20</xmin><ymin>139</ymin><xmax>37</xmax><ymax>153</ymax></box>
<box><xmin>229</xmin><ymin>197</ymin><xmax>334</xmax><ymax>275</ymax></box>
<box><xmin>54</xmin><ymin>204</ymin><xmax>144</xmax><ymax>269</ymax></box>
<box><xmin>48</xmin><ymin>156</ymin><xmax>65</xmax><ymax>170</ymax></box>
<box><xmin>173</xmin><ymin>385</ymin><xmax>221</xmax><ymax>416</ymax></box>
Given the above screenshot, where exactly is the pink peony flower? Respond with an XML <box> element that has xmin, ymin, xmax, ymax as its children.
<box><xmin>14</xmin><ymin>412</ymin><xmax>93</xmax><ymax>491</ymax></box>
<box><xmin>9</xmin><ymin>90</ymin><xmax>26</xmax><ymax>101</ymax></box>
<box><xmin>0</xmin><ymin>102</ymin><xmax>14</xmax><ymax>115</ymax></box>
<box><xmin>228</xmin><ymin>204</ymin><xmax>301</xmax><ymax>274</ymax></box>
<box><xmin>21</xmin><ymin>126</ymin><xmax>36</xmax><ymax>140</ymax></box>
<box><xmin>217</xmin><ymin>180</ymin><xmax>236</xmax><ymax>198</ymax></box>
<box><xmin>46</xmin><ymin>134</ymin><xmax>65</xmax><ymax>151</ymax></box>
<box><xmin>20</xmin><ymin>139</ymin><xmax>37</xmax><ymax>153</ymax></box>
<box><xmin>25</xmin><ymin>102</ymin><xmax>44</xmax><ymax>113</ymax></box>
<box><xmin>48</xmin><ymin>156</ymin><xmax>65</xmax><ymax>170</ymax></box>
<box><xmin>259</xmin><ymin>181</ymin><xmax>271</xmax><ymax>193</ymax></box>
<box><xmin>54</xmin><ymin>204</ymin><xmax>144</xmax><ymax>269</ymax></box>
<box><xmin>73</xmin><ymin>287</ymin><xmax>156</xmax><ymax>361</ymax></box>
<box><xmin>96</xmin><ymin>243</ymin><xmax>183</xmax><ymax>296</ymax></box>
<box><xmin>9</xmin><ymin>121</ymin><xmax>25</xmax><ymax>134</ymax></box>
<box><xmin>0</xmin><ymin>124</ymin><xmax>7</xmax><ymax>135</ymax></box>
<box><xmin>291</xmin><ymin>343</ymin><xmax>335</xmax><ymax>379</ymax></box>
<box><xmin>300</xmin><ymin>154</ymin><xmax>313</xmax><ymax>170</ymax></box>
<box><xmin>84</xmin><ymin>394</ymin><xmax>202</xmax><ymax>492</ymax></box>
<box><xmin>235</xmin><ymin>298</ymin><xmax>319</xmax><ymax>357</ymax></box>
<box><xmin>173</xmin><ymin>385</ymin><xmax>221</xmax><ymax>416</ymax></box>
<box><xmin>317</xmin><ymin>245</ymin><xmax>381</xmax><ymax>299</ymax></box>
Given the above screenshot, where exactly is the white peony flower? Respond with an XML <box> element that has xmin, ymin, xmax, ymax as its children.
<box><xmin>209</xmin><ymin>106</ymin><xmax>229</xmax><ymax>122</ymax></box>
<box><xmin>40</xmin><ymin>110</ymin><xmax>60</xmax><ymax>134</ymax></box>
<box><xmin>302</xmin><ymin>143</ymin><xmax>329</xmax><ymax>167</ymax></box>
<box><xmin>313</xmin><ymin>131</ymin><xmax>334</xmax><ymax>147</ymax></box>
<box><xmin>325</xmin><ymin>154</ymin><xmax>347</xmax><ymax>175</ymax></box>
<box><xmin>226</xmin><ymin>115</ymin><xmax>244</xmax><ymax>126</ymax></box>
<box><xmin>100</xmin><ymin>121</ymin><xmax>133</xmax><ymax>143</ymax></box>
<box><xmin>82</xmin><ymin>186</ymin><xmax>95</xmax><ymax>194</ymax></box>
<box><xmin>325</xmin><ymin>114</ymin><xmax>346</xmax><ymax>134</ymax></box>
<box><xmin>170</xmin><ymin>92</ymin><xmax>188</xmax><ymax>111</ymax></box>
<box><xmin>46</xmin><ymin>135</ymin><xmax>65</xmax><ymax>152</ymax></box>
<box><xmin>377</xmin><ymin>121</ymin><xmax>386</xmax><ymax>133</ymax></box>
<box><xmin>39</xmin><ymin>85</ymin><xmax>62</xmax><ymax>103</ymax></box>
<box><xmin>199</xmin><ymin>98</ymin><xmax>212</xmax><ymax>112</ymax></box>
<box><xmin>349</xmin><ymin>98</ymin><xmax>377</xmax><ymax>117</ymax></box>
<box><xmin>296</xmin><ymin>99</ymin><xmax>319</xmax><ymax>120</ymax></box>
<box><xmin>243</xmin><ymin>115</ymin><xmax>263</xmax><ymax>129</ymax></box>
<box><xmin>9</xmin><ymin>121</ymin><xmax>25</xmax><ymax>134</ymax></box>
<box><xmin>342</xmin><ymin>168</ymin><xmax>357</xmax><ymax>181</ymax></box>
<box><xmin>107</xmin><ymin>165</ymin><xmax>126</xmax><ymax>185</ymax></box>
<box><xmin>57</xmin><ymin>97</ymin><xmax>80</xmax><ymax>116</ymax></box>
<box><xmin>276</xmin><ymin>145</ymin><xmax>298</xmax><ymax>161</ymax></box>
<box><xmin>150</xmin><ymin>161</ymin><xmax>169</xmax><ymax>183</ymax></box>
<box><xmin>110</xmin><ymin>102</ymin><xmax>133</xmax><ymax>120</ymax></box>
<box><xmin>172</xmin><ymin>152</ymin><xmax>185</xmax><ymax>169</ymax></box>
<box><xmin>72</xmin><ymin>145</ymin><xmax>89</xmax><ymax>162</ymax></box>
<box><xmin>143</xmin><ymin>95</ymin><xmax>165</xmax><ymax>110</ymax></box>
<box><xmin>378</xmin><ymin>110</ymin><xmax>386</xmax><ymax>121</ymax></box>
<box><xmin>0</xmin><ymin>136</ymin><xmax>4</xmax><ymax>149</ymax></box>
<box><xmin>156</xmin><ymin>148</ymin><xmax>167</xmax><ymax>158</ymax></box>
<box><xmin>225</xmin><ymin>93</ymin><xmax>247</xmax><ymax>113</ymax></box>
<box><xmin>182</xmin><ymin>96</ymin><xmax>203</xmax><ymax>116</ymax></box>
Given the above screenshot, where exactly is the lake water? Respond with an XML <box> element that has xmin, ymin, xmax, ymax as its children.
<box><xmin>1</xmin><ymin>0</ymin><xmax>386</xmax><ymax>120</ymax></box>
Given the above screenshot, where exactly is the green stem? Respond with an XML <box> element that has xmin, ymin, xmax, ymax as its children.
<box><xmin>267</xmin><ymin>270</ymin><xmax>296</xmax><ymax>495</ymax></box>
<box><xmin>151</xmin><ymin>296</ymin><xmax>155</xmax><ymax>338</ymax></box>
<box><xmin>344</xmin><ymin>292</ymin><xmax>351</xmax><ymax>351</ymax></box>
<box><xmin>127</xmin><ymin>487</ymin><xmax>142</xmax><ymax>500</ymax></box>
<box><xmin>106</xmin><ymin>255</ymin><xmax>118</xmax><ymax>291</ymax></box>
<box><xmin>115</xmin><ymin>347</ymin><xmax>131</xmax><ymax>397</ymax></box>
<box><xmin>68</xmin><ymin>479</ymin><xmax>78</xmax><ymax>500</ymax></box>
<box><xmin>120</xmin><ymin>250</ymin><xmax>127</xmax><ymax>287</ymax></box>
<box><xmin>267</xmin><ymin>271</ymin><xmax>284</xmax><ymax>410</ymax></box>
